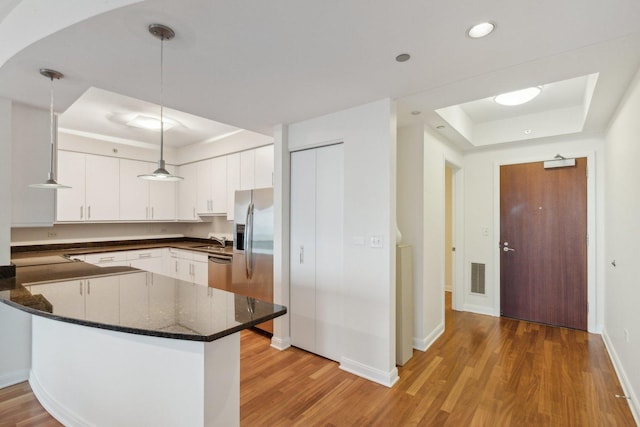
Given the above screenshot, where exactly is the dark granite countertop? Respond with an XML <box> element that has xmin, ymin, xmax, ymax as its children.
<box><xmin>1</xmin><ymin>238</ymin><xmax>286</xmax><ymax>342</ymax></box>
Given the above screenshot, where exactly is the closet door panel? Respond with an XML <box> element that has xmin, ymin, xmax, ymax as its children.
<box><xmin>289</xmin><ymin>149</ymin><xmax>317</xmax><ymax>353</ymax></box>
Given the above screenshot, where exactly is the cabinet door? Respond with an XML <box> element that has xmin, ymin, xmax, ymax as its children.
<box><xmin>226</xmin><ymin>153</ymin><xmax>240</xmax><ymax>221</ymax></box>
<box><xmin>196</xmin><ymin>159</ymin><xmax>212</xmax><ymax>213</ymax></box>
<box><xmin>240</xmin><ymin>150</ymin><xmax>255</xmax><ymax>190</ymax></box>
<box><xmin>192</xmin><ymin>260</ymin><xmax>208</xmax><ymax>286</ymax></box>
<box><xmin>85</xmin><ymin>154</ymin><xmax>120</xmax><ymax>221</ymax></box>
<box><xmin>210</xmin><ymin>156</ymin><xmax>227</xmax><ymax>214</ymax></box>
<box><xmin>177</xmin><ymin>163</ymin><xmax>198</xmax><ymax>220</ymax></box>
<box><xmin>84</xmin><ymin>276</ymin><xmax>120</xmax><ymax>324</ymax></box>
<box><xmin>149</xmin><ymin>164</ymin><xmax>176</xmax><ymax>220</ymax></box>
<box><xmin>119</xmin><ymin>159</ymin><xmax>150</xmax><ymax>220</ymax></box>
<box><xmin>289</xmin><ymin>149</ymin><xmax>317</xmax><ymax>353</ymax></box>
<box><xmin>56</xmin><ymin>151</ymin><xmax>86</xmax><ymax>221</ymax></box>
<box><xmin>28</xmin><ymin>280</ymin><xmax>85</xmax><ymax>320</ymax></box>
<box><xmin>128</xmin><ymin>249</ymin><xmax>163</xmax><ymax>274</ymax></box>
<box><xmin>254</xmin><ymin>145</ymin><xmax>274</xmax><ymax>188</ymax></box>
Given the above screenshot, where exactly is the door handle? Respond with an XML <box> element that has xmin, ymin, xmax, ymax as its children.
<box><xmin>501</xmin><ymin>241</ymin><xmax>516</xmax><ymax>252</ymax></box>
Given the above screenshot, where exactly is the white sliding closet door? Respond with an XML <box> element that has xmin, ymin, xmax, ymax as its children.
<box><xmin>290</xmin><ymin>144</ymin><xmax>343</xmax><ymax>361</ymax></box>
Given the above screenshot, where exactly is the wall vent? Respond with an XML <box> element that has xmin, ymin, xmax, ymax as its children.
<box><xmin>471</xmin><ymin>263</ymin><xmax>486</xmax><ymax>295</ymax></box>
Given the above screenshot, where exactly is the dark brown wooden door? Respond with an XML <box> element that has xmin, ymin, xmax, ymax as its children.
<box><xmin>500</xmin><ymin>158</ymin><xmax>587</xmax><ymax>330</ymax></box>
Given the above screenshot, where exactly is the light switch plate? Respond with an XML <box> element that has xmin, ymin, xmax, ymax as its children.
<box><xmin>370</xmin><ymin>236</ymin><xmax>383</xmax><ymax>248</ymax></box>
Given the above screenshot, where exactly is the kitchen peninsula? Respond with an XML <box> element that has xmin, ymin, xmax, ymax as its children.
<box><xmin>0</xmin><ymin>241</ymin><xmax>286</xmax><ymax>427</ymax></box>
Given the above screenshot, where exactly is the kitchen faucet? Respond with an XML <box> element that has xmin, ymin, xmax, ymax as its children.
<box><xmin>209</xmin><ymin>236</ymin><xmax>226</xmax><ymax>248</ymax></box>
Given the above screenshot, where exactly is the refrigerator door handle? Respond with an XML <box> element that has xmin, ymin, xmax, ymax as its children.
<box><xmin>246</xmin><ymin>202</ymin><xmax>255</xmax><ymax>279</ymax></box>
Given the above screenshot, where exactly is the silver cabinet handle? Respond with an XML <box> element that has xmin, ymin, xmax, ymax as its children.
<box><xmin>87</xmin><ymin>280</ymin><xmax>91</xmax><ymax>295</ymax></box>
<box><xmin>175</xmin><ymin>260</ymin><xmax>178</xmax><ymax>273</ymax></box>
<box><xmin>151</xmin><ymin>207</ymin><xmax>154</xmax><ymax>219</ymax></box>
<box><xmin>88</xmin><ymin>206</ymin><xmax>91</xmax><ymax>219</ymax></box>
<box><xmin>139</xmin><ymin>253</ymin><xmax>152</xmax><ymax>259</ymax></box>
<box><xmin>99</xmin><ymin>256</ymin><xmax>114</xmax><ymax>262</ymax></box>
<box><xmin>299</xmin><ymin>245</ymin><xmax>304</xmax><ymax>264</ymax></box>
<box><xmin>79</xmin><ymin>281</ymin><xmax>83</xmax><ymax>296</ymax></box>
<box><xmin>193</xmin><ymin>207</ymin><xmax>196</xmax><ymax>218</ymax></box>
<box><xmin>80</xmin><ymin>206</ymin><xmax>83</xmax><ymax>219</ymax></box>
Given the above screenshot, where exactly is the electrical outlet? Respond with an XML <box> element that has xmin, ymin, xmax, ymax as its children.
<box><xmin>481</xmin><ymin>226</ymin><xmax>489</xmax><ymax>237</ymax></box>
<box><xmin>47</xmin><ymin>231</ymin><xmax>57</xmax><ymax>238</ymax></box>
<box><xmin>624</xmin><ymin>328</ymin><xmax>630</xmax><ymax>343</ymax></box>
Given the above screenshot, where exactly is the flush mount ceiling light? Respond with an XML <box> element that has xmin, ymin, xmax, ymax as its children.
<box><xmin>127</xmin><ymin>114</ymin><xmax>178</xmax><ymax>131</ymax></box>
<box><xmin>395</xmin><ymin>53</ymin><xmax>411</xmax><ymax>62</ymax></box>
<box><xmin>29</xmin><ymin>69</ymin><xmax>71</xmax><ymax>189</ymax></box>
<box><xmin>494</xmin><ymin>86</ymin><xmax>542</xmax><ymax>106</ymax></box>
<box><xmin>467</xmin><ymin>21</ymin><xmax>496</xmax><ymax>38</ymax></box>
<box><xmin>138</xmin><ymin>23</ymin><xmax>183</xmax><ymax>182</ymax></box>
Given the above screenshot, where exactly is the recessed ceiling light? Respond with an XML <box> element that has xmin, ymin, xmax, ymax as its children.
<box><xmin>524</xmin><ymin>129</ymin><xmax>532</xmax><ymax>135</ymax></box>
<box><xmin>127</xmin><ymin>114</ymin><xmax>178</xmax><ymax>131</ymax></box>
<box><xmin>395</xmin><ymin>53</ymin><xmax>411</xmax><ymax>62</ymax></box>
<box><xmin>411</xmin><ymin>110</ymin><xmax>421</xmax><ymax>116</ymax></box>
<box><xmin>494</xmin><ymin>86</ymin><xmax>542</xmax><ymax>106</ymax></box>
<box><xmin>467</xmin><ymin>22</ymin><xmax>496</xmax><ymax>39</ymax></box>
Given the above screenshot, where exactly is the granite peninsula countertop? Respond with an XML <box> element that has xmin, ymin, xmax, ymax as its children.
<box><xmin>1</xmin><ymin>238</ymin><xmax>286</xmax><ymax>342</ymax></box>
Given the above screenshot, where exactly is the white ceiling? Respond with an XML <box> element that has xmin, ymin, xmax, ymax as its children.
<box><xmin>1</xmin><ymin>0</ymin><xmax>640</xmax><ymax>152</ymax></box>
<box><xmin>58</xmin><ymin>87</ymin><xmax>242</xmax><ymax>148</ymax></box>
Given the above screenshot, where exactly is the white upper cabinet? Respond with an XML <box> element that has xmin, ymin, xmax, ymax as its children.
<box><xmin>210</xmin><ymin>156</ymin><xmax>227</xmax><ymax>214</ymax></box>
<box><xmin>240</xmin><ymin>150</ymin><xmax>255</xmax><ymax>191</ymax></box>
<box><xmin>148</xmin><ymin>166</ymin><xmax>176</xmax><ymax>221</ymax></box>
<box><xmin>196</xmin><ymin>159</ymin><xmax>213</xmax><ymax>214</ymax></box>
<box><xmin>254</xmin><ymin>145</ymin><xmax>274</xmax><ymax>189</ymax></box>
<box><xmin>119</xmin><ymin>159</ymin><xmax>149</xmax><ymax>220</ymax></box>
<box><xmin>177</xmin><ymin>162</ymin><xmax>198</xmax><ymax>221</ymax></box>
<box><xmin>56</xmin><ymin>150</ymin><xmax>86</xmax><ymax>221</ymax></box>
<box><xmin>226</xmin><ymin>152</ymin><xmax>241</xmax><ymax>221</ymax></box>
<box><xmin>57</xmin><ymin>151</ymin><xmax>119</xmax><ymax>222</ymax></box>
<box><xmin>85</xmin><ymin>154</ymin><xmax>119</xmax><ymax>221</ymax></box>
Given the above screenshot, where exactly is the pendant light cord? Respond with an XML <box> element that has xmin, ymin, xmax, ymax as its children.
<box><xmin>49</xmin><ymin>75</ymin><xmax>55</xmax><ymax>178</ymax></box>
<box><xmin>159</xmin><ymin>34</ymin><xmax>165</xmax><ymax>163</ymax></box>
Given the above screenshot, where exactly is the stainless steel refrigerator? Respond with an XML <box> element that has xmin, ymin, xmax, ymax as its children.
<box><xmin>232</xmin><ymin>188</ymin><xmax>274</xmax><ymax>334</ymax></box>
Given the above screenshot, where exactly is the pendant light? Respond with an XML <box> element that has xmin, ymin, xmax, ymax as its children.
<box><xmin>138</xmin><ymin>23</ymin><xmax>183</xmax><ymax>181</ymax></box>
<box><xmin>29</xmin><ymin>69</ymin><xmax>71</xmax><ymax>189</ymax></box>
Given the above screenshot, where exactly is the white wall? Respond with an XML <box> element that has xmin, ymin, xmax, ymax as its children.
<box><xmin>603</xmin><ymin>68</ymin><xmax>640</xmax><ymax>422</ymax></box>
<box><xmin>287</xmin><ymin>99</ymin><xmax>398</xmax><ymax>387</ymax></box>
<box><xmin>11</xmin><ymin>103</ymin><xmax>54</xmax><ymax>227</ymax></box>
<box><xmin>422</xmin><ymin>127</ymin><xmax>462</xmax><ymax>347</ymax></box>
<box><xmin>0</xmin><ymin>97</ymin><xmax>32</xmax><ymax>389</ymax></box>
<box><xmin>11</xmin><ymin>222</ymin><xmax>185</xmax><ymax>246</ymax></box>
<box><xmin>462</xmin><ymin>134</ymin><xmax>605</xmax><ymax>332</ymax></box>
<box><xmin>176</xmin><ymin>130</ymin><xmax>272</xmax><ymax>165</ymax></box>
<box><xmin>0</xmin><ymin>98</ymin><xmax>10</xmax><ymax>264</ymax></box>
<box><xmin>0</xmin><ymin>302</ymin><xmax>31</xmax><ymax>388</ymax></box>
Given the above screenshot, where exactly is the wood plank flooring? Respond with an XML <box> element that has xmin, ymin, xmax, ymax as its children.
<box><xmin>1</xmin><ymin>293</ymin><xmax>635</xmax><ymax>426</ymax></box>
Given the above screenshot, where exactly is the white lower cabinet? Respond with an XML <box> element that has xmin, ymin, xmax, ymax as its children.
<box><xmin>128</xmin><ymin>249</ymin><xmax>163</xmax><ymax>273</ymax></box>
<box><xmin>290</xmin><ymin>144</ymin><xmax>344</xmax><ymax>362</ymax></box>
<box><xmin>84</xmin><ymin>251</ymin><xmax>129</xmax><ymax>267</ymax></box>
<box><xmin>119</xmin><ymin>271</ymin><xmax>177</xmax><ymax>330</ymax></box>
<box><xmin>166</xmin><ymin>248</ymin><xmax>208</xmax><ymax>286</ymax></box>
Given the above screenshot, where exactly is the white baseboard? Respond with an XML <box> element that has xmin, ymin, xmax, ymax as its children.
<box><xmin>270</xmin><ymin>336</ymin><xmax>291</xmax><ymax>351</ymax></box>
<box><xmin>0</xmin><ymin>369</ymin><xmax>29</xmax><ymax>389</ymax></box>
<box><xmin>601</xmin><ymin>330</ymin><xmax>640</xmax><ymax>425</ymax></box>
<box><xmin>463</xmin><ymin>303</ymin><xmax>498</xmax><ymax>317</ymax></box>
<box><xmin>413</xmin><ymin>321</ymin><xmax>444</xmax><ymax>352</ymax></box>
<box><xmin>339</xmin><ymin>357</ymin><xmax>399</xmax><ymax>388</ymax></box>
<box><xmin>29</xmin><ymin>370</ymin><xmax>90</xmax><ymax>427</ymax></box>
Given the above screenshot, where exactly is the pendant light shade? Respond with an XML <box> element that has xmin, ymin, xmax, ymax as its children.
<box><xmin>138</xmin><ymin>23</ymin><xmax>183</xmax><ymax>181</ymax></box>
<box><xmin>29</xmin><ymin>68</ymin><xmax>71</xmax><ymax>189</ymax></box>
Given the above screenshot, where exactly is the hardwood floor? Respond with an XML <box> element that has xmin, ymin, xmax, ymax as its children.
<box><xmin>1</xmin><ymin>293</ymin><xmax>636</xmax><ymax>426</ymax></box>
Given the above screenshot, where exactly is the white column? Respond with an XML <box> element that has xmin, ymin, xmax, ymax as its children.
<box><xmin>271</xmin><ymin>123</ymin><xmax>291</xmax><ymax>350</ymax></box>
